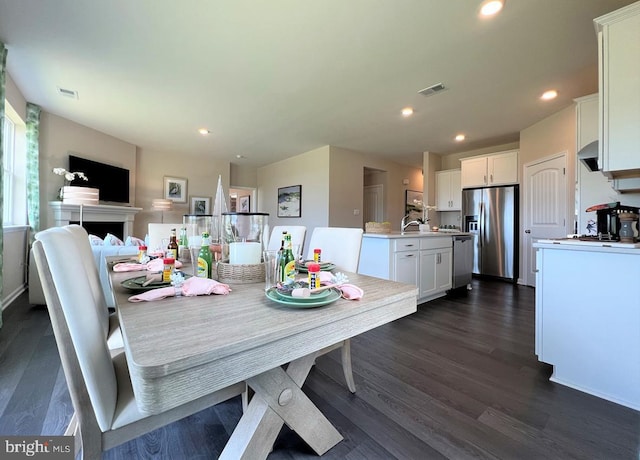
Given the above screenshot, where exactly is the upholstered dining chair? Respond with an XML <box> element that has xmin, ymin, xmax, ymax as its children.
<box><xmin>33</xmin><ymin>227</ymin><xmax>245</xmax><ymax>459</ymax></box>
<box><xmin>306</xmin><ymin>226</ymin><xmax>364</xmax><ymax>393</ymax></box>
<box><xmin>64</xmin><ymin>225</ymin><xmax>123</xmax><ymax>352</ymax></box>
<box><xmin>267</xmin><ymin>225</ymin><xmax>307</xmax><ymax>253</ymax></box>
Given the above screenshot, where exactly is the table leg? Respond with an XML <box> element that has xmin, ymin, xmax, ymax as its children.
<box><xmin>219</xmin><ymin>353</ymin><xmax>343</xmax><ymax>459</ymax></box>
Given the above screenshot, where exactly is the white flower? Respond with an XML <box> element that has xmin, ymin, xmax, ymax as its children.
<box><xmin>52</xmin><ymin>167</ymin><xmax>88</xmax><ymax>183</ymax></box>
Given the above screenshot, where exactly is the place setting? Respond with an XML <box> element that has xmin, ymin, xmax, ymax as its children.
<box><xmin>264</xmin><ymin>250</ymin><xmax>363</xmax><ymax>309</ymax></box>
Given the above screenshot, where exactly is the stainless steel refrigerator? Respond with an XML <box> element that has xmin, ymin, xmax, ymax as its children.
<box><xmin>462</xmin><ymin>185</ymin><xmax>518</xmax><ymax>281</ymax></box>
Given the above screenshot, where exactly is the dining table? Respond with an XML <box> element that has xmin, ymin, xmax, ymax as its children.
<box><xmin>108</xmin><ymin>259</ymin><xmax>418</xmax><ymax>459</ymax></box>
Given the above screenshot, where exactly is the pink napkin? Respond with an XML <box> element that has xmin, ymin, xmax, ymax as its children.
<box><xmin>339</xmin><ymin>284</ymin><xmax>363</xmax><ymax>300</ymax></box>
<box><xmin>114</xmin><ymin>258</ymin><xmax>183</xmax><ymax>272</ymax></box>
<box><xmin>315</xmin><ymin>271</ymin><xmax>363</xmax><ymax>300</ymax></box>
<box><xmin>128</xmin><ymin>277</ymin><xmax>231</xmax><ymax>302</ymax></box>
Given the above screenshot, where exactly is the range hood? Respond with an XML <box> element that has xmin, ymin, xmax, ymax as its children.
<box><xmin>577</xmin><ymin>140</ymin><xmax>599</xmax><ymax>172</ymax></box>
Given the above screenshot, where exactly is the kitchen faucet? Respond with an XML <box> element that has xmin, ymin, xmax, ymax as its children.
<box><xmin>401</xmin><ymin>214</ymin><xmax>422</xmax><ymax>233</ymax></box>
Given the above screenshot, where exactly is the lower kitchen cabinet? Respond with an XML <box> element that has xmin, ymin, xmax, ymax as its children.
<box><xmin>534</xmin><ymin>241</ymin><xmax>640</xmax><ymax>410</ymax></box>
<box><xmin>358</xmin><ymin>234</ymin><xmax>453</xmax><ymax>303</ymax></box>
<box><xmin>420</xmin><ymin>246</ymin><xmax>452</xmax><ymax>298</ymax></box>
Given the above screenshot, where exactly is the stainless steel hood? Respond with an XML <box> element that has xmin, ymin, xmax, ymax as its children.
<box><xmin>577</xmin><ymin>140</ymin><xmax>599</xmax><ymax>172</ymax></box>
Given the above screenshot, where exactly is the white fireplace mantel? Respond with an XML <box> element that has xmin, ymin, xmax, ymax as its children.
<box><xmin>49</xmin><ymin>202</ymin><xmax>142</xmax><ymax>238</ymax></box>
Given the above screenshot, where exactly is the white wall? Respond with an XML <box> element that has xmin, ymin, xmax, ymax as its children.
<box><xmin>133</xmin><ymin>147</ymin><xmax>230</xmax><ymax>238</ymax></box>
<box><xmin>258</xmin><ymin>146</ymin><xmax>331</xmax><ymax>250</ymax></box>
<box><xmin>38</xmin><ymin>112</ymin><xmax>138</xmax><ymax>230</ymax></box>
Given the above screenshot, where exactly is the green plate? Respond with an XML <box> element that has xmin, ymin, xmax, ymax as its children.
<box><xmin>121</xmin><ymin>273</ymin><xmax>190</xmax><ymax>292</ymax></box>
<box><xmin>265</xmin><ymin>287</ymin><xmax>341</xmax><ymax>308</ymax></box>
<box><xmin>274</xmin><ymin>287</ymin><xmax>333</xmax><ymax>302</ymax></box>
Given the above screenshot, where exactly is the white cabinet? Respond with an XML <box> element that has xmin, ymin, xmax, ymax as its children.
<box><xmin>418</xmin><ymin>237</ymin><xmax>452</xmax><ymax>300</ymax></box>
<box><xmin>575</xmin><ymin>93</ymin><xmax>598</xmax><ymax>151</ymax></box>
<box><xmin>392</xmin><ymin>239</ymin><xmax>419</xmax><ymax>286</ymax></box>
<box><xmin>595</xmin><ymin>3</ymin><xmax>640</xmax><ymax>178</ymax></box>
<box><xmin>534</xmin><ymin>242</ymin><xmax>640</xmax><ymax>410</ymax></box>
<box><xmin>358</xmin><ymin>235</ymin><xmax>452</xmax><ymax>302</ymax></box>
<box><xmin>460</xmin><ymin>150</ymin><xmax>518</xmax><ymax>188</ymax></box>
<box><xmin>435</xmin><ymin>169</ymin><xmax>461</xmax><ymax>210</ymax></box>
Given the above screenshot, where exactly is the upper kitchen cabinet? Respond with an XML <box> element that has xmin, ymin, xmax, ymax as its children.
<box><xmin>460</xmin><ymin>150</ymin><xmax>518</xmax><ymax>189</ymax></box>
<box><xmin>435</xmin><ymin>169</ymin><xmax>461</xmax><ymax>210</ymax></box>
<box><xmin>575</xmin><ymin>94</ymin><xmax>598</xmax><ymax>152</ymax></box>
<box><xmin>595</xmin><ymin>2</ymin><xmax>640</xmax><ymax>178</ymax></box>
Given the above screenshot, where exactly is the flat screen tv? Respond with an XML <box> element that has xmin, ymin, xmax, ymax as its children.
<box><xmin>68</xmin><ymin>154</ymin><xmax>130</xmax><ymax>204</ymax></box>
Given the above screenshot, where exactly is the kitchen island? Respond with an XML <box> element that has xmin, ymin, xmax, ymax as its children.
<box><xmin>534</xmin><ymin>239</ymin><xmax>640</xmax><ymax>410</ymax></box>
<box><xmin>358</xmin><ymin>231</ymin><xmax>470</xmax><ymax>303</ymax></box>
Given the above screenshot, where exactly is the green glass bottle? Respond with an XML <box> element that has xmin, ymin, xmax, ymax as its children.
<box><xmin>282</xmin><ymin>233</ymin><xmax>296</xmax><ymax>283</ymax></box>
<box><xmin>197</xmin><ymin>232</ymin><xmax>213</xmax><ymax>279</ymax></box>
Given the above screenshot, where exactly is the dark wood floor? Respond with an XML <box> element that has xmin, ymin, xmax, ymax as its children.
<box><xmin>1</xmin><ymin>280</ymin><xmax>638</xmax><ymax>459</ymax></box>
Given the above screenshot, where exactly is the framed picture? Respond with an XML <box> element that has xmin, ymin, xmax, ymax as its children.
<box><xmin>278</xmin><ymin>185</ymin><xmax>302</xmax><ymax>218</ymax></box>
<box><xmin>190</xmin><ymin>196</ymin><xmax>211</xmax><ymax>215</ymax></box>
<box><xmin>239</xmin><ymin>195</ymin><xmax>250</xmax><ymax>212</ymax></box>
<box><xmin>164</xmin><ymin>176</ymin><xmax>187</xmax><ymax>203</ymax></box>
<box><xmin>229</xmin><ymin>196</ymin><xmax>237</xmax><ymax>212</ymax></box>
<box><xmin>405</xmin><ymin>189</ymin><xmax>423</xmax><ymax>221</ymax></box>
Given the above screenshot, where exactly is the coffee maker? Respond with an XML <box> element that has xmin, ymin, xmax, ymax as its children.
<box><xmin>595</xmin><ymin>202</ymin><xmax>640</xmax><ymax>240</ymax></box>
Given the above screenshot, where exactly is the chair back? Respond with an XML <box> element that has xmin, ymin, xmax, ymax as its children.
<box><xmin>306</xmin><ymin>227</ymin><xmax>363</xmax><ymax>272</ymax></box>
<box><xmin>65</xmin><ymin>225</ymin><xmax>109</xmax><ymax>332</ymax></box>
<box><xmin>33</xmin><ymin>227</ymin><xmax>117</xmax><ymax>432</ymax></box>
<box><xmin>267</xmin><ymin>225</ymin><xmax>307</xmax><ymax>252</ymax></box>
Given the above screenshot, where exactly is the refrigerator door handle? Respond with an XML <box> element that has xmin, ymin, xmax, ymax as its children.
<box><xmin>479</xmin><ymin>201</ymin><xmax>484</xmax><ymax>244</ymax></box>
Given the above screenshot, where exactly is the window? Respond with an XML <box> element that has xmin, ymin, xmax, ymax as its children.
<box><xmin>2</xmin><ymin>101</ymin><xmax>27</xmax><ymax>226</ymax></box>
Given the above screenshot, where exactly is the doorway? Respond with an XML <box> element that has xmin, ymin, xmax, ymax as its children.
<box><xmin>522</xmin><ymin>153</ymin><xmax>567</xmax><ymax>286</ymax></box>
<box><xmin>363</xmin><ymin>168</ymin><xmax>387</xmax><ymax>227</ymax></box>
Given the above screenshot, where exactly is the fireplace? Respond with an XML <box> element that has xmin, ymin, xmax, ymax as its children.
<box><xmin>49</xmin><ymin>202</ymin><xmax>142</xmax><ymax>238</ymax></box>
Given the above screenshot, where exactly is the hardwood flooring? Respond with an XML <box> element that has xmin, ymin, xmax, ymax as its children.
<box><xmin>1</xmin><ymin>279</ymin><xmax>638</xmax><ymax>459</ymax></box>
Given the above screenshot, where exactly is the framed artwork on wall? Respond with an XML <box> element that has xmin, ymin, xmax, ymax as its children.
<box><xmin>405</xmin><ymin>189</ymin><xmax>423</xmax><ymax>221</ymax></box>
<box><xmin>277</xmin><ymin>185</ymin><xmax>301</xmax><ymax>217</ymax></box>
<box><xmin>164</xmin><ymin>176</ymin><xmax>188</xmax><ymax>203</ymax></box>
<box><xmin>190</xmin><ymin>196</ymin><xmax>211</xmax><ymax>215</ymax></box>
<box><xmin>239</xmin><ymin>195</ymin><xmax>250</xmax><ymax>212</ymax></box>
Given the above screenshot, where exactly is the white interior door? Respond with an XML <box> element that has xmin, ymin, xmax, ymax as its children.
<box><xmin>523</xmin><ymin>153</ymin><xmax>567</xmax><ymax>286</ymax></box>
<box><xmin>363</xmin><ymin>184</ymin><xmax>384</xmax><ymax>225</ymax></box>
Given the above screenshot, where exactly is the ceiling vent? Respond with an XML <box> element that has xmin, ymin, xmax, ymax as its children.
<box><xmin>418</xmin><ymin>83</ymin><xmax>446</xmax><ymax>97</ymax></box>
<box><xmin>57</xmin><ymin>87</ymin><xmax>78</xmax><ymax>99</ymax></box>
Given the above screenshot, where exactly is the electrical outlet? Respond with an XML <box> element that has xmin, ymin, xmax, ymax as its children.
<box><xmin>353</xmin><ymin>209</ymin><xmax>360</xmax><ymax>216</ymax></box>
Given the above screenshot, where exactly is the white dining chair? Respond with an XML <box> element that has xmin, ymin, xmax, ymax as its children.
<box><xmin>267</xmin><ymin>225</ymin><xmax>307</xmax><ymax>253</ymax></box>
<box><xmin>306</xmin><ymin>226</ymin><xmax>364</xmax><ymax>393</ymax></box>
<box><xmin>33</xmin><ymin>227</ymin><xmax>245</xmax><ymax>459</ymax></box>
<box><xmin>64</xmin><ymin>225</ymin><xmax>123</xmax><ymax>352</ymax></box>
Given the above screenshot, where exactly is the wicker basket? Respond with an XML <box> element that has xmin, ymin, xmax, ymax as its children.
<box><xmin>216</xmin><ymin>261</ymin><xmax>265</xmax><ymax>284</ymax></box>
<box><xmin>365</xmin><ymin>222</ymin><xmax>391</xmax><ymax>234</ymax></box>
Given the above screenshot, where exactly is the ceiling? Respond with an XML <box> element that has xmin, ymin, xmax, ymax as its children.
<box><xmin>0</xmin><ymin>0</ymin><xmax>635</xmax><ymax>168</ymax></box>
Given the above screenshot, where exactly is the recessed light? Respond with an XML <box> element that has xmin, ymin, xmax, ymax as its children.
<box><xmin>480</xmin><ymin>0</ymin><xmax>505</xmax><ymax>16</ymax></box>
<box><xmin>401</xmin><ymin>107</ymin><xmax>414</xmax><ymax>117</ymax></box>
<box><xmin>198</xmin><ymin>128</ymin><xmax>210</xmax><ymax>135</ymax></box>
<box><xmin>236</xmin><ymin>154</ymin><xmax>245</xmax><ymax>159</ymax></box>
<box><xmin>541</xmin><ymin>90</ymin><xmax>558</xmax><ymax>101</ymax></box>
<box><xmin>455</xmin><ymin>134</ymin><xmax>466</xmax><ymax>142</ymax></box>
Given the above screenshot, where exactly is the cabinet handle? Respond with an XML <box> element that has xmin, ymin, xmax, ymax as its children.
<box><xmin>437</xmin><ymin>253</ymin><xmax>441</xmax><ymax>264</ymax></box>
<box><xmin>405</xmin><ymin>244</ymin><xmax>414</xmax><ymax>248</ymax></box>
<box><xmin>484</xmin><ymin>175</ymin><xmax>487</xmax><ymax>184</ymax></box>
<box><xmin>405</xmin><ymin>254</ymin><xmax>415</xmax><ymax>258</ymax></box>
<box><xmin>490</xmin><ymin>174</ymin><xmax>493</xmax><ymax>183</ymax></box>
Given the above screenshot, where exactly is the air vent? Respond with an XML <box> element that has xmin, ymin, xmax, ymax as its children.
<box><xmin>57</xmin><ymin>87</ymin><xmax>78</xmax><ymax>99</ymax></box>
<box><xmin>418</xmin><ymin>83</ymin><xmax>446</xmax><ymax>97</ymax></box>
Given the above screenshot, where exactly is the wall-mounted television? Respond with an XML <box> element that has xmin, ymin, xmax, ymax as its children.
<box><xmin>68</xmin><ymin>154</ymin><xmax>130</xmax><ymax>204</ymax></box>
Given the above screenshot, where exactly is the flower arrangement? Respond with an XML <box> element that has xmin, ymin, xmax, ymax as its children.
<box><xmin>52</xmin><ymin>167</ymin><xmax>88</xmax><ymax>185</ymax></box>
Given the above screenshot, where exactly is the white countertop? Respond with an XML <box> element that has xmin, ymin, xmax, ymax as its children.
<box><xmin>364</xmin><ymin>231</ymin><xmax>471</xmax><ymax>239</ymax></box>
<box><xmin>534</xmin><ymin>238</ymin><xmax>640</xmax><ymax>254</ymax></box>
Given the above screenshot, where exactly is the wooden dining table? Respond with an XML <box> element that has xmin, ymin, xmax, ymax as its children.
<box><xmin>109</xmin><ymin>261</ymin><xmax>418</xmax><ymax>459</ymax></box>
